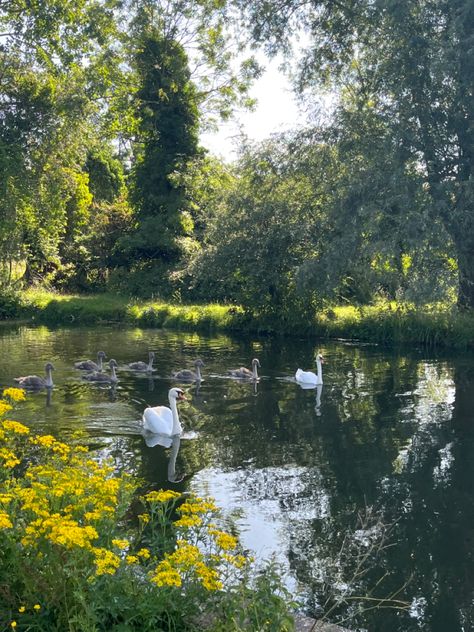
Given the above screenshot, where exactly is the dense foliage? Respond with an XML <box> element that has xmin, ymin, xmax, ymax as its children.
<box><xmin>1</xmin><ymin>0</ymin><xmax>473</xmax><ymax>316</ymax></box>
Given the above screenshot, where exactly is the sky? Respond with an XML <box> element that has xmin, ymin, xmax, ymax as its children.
<box><xmin>200</xmin><ymin>55</ymin><xmax>306</xmax><ymax>161</ymax></box>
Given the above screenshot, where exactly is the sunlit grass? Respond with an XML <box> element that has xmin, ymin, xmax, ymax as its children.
<box><xmin>4</xmin><ymin>289</ymin><xmax>474</xmax><ymax>348</ymax></box>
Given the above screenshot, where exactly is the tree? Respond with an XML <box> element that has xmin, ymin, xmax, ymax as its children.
<box><xmin>236</xmin><ymin>0</ymin><xmax>474</xmax><ymax>308</ymax></box>
<box><xmin>116</xmin><ymin>0</ymin><xmax>261</xmax><ymax>297</ymax></box>
<box><xmin>187</xmin><ymin>135</ymin><xmax>338</xmax><ymax>320</ymax></box>
<box><xmin>0</xmin><ymin>0</ymin><xmax>120</xmax><ymax>287</ymax></box>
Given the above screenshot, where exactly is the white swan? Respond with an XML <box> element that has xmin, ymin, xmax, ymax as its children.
<box><xmin>83</xmin><ymin>359</ymin><xmax>118</xmax><ymax>384</ymax></box>
<box><xmin>75</xmin><ymin>351</ymin><xmax>106</xmax><ymax>372</ymax></box>
<box><xmin>14</xmin><ymin>362</ymin><xmax>54</xmax><ymax>389</ymax></box>
<box><xmin>295</xmin><ymin>353</ymin><xmax>324</xmax><ymax>385</ymax></box>
<box><xmin>143</xmin><ymin>387</ymin><xmax>186</xmax><ymax>436</ymax></box>
<box><xmin>228</xmin><ymin>358</ymin><xmax>260</xmax><ymax>380</ymax></box>
<box><xmin>129</xmin><ymin>351</ymin><xmax>155</xmax><ymax>372</ymax></box>
<box><xmin>173</xmin><ymin>359</ymin><xmax>204</xmax><ymax>382</ymax></box>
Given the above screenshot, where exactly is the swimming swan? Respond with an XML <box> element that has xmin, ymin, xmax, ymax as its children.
<box><xmin>75</xmin><ymin>351</ymin><xmax>107</xmax><ymax>372</ymax></box>
<box><xmin>83</xmin><ymin>359</ymin><xmax>118</xmax><ymax>384</ymax></box>
<box><xmin>295</xmin><ymin>353</ymin><xmax>324</xmax><ymax>385</ymax></box>
<box><xmin>143</xmin><ymin>387</ymin><xmax>186</xmax><ymax>435</ymax></box>
<box><xmin>173</xmin><ymin>359</ymin><xmax>204</xmax><ymax>382</ymax></box>
<box><xmin>129</xmin><ymin>351</ymin><xmax>155</xmax><ymax>372</ymax></box>
<box><xmin>228</xmin><ymin>358</ymin><xmax>261</xmax><ymax>380</ymax></box>
<box><xmin>14</xmin><ymin>362</ymin><xmax>54</xmax><ymax>389</ymax></box>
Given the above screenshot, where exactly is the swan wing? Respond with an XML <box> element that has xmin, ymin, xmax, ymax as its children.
<box><xmin>143</xmin><ymin>405</ymin><xmax>173</xmax><ymax>435</ymax></box>
<box><xmin>75</xmin><ymin>360</ymin><xmax>98</xmax><ymax>371</ymax></box>
<box><xmin>129</xmin><ymin>361</ymin><xmax>147</xmax><ymax>370</ymax></box>
<box><xmin>14</xmin><ymin>375</ymin><xmax>43</xmax><ymax>388</ymax></box>
<box><xmin>295</xmin><ymin>369</ymin><xmax>318</xmax><ymax>384</ymax></box>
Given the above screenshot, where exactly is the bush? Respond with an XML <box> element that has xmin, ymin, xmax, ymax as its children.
<box><xmin>0</xmin><ymin>389</ymin><xmax>295</xmax><ymax>631</ymax></box>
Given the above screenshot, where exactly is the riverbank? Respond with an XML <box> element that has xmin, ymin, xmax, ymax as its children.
<box><xmin>2</xmin><ymin>289</ymin><xmax>474</xmax><ymax>349</ymax></box>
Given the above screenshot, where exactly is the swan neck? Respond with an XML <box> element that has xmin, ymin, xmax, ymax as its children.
<box><xmin>316</xmin><ymin>359</ymin><xmax>322</xmax><ymax>375</ymax></box>
<box><xmin>252</xmin><ymin>364</ymin><xmax>258</xmax><ymax>380</ymax></box>
<box><xmin>169</xmin><ymin>397</ymin><xmax>181</xmax><ymax>434</ymax></box>
<box><xmin>196</xmin><ymin>365</ymin><xmax>201</xmax><ymax>380</ymax></box>
<box><xmin>110</xmin><ymin>365</ymin><xmax>116</xmax><ymax>379</ymax></box>
<box><xmin>98</xmin><ymin>357</ymin><xmax>103</xmax><ymax>371</ymax></box>
<box><xmin>45</xmin><ymin>367</ymin><xmax>53</xmax><ymax>388</ymax></box>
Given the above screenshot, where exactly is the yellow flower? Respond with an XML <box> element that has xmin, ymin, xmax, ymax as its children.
<box><xmin>138</xmin><ymin>513</ymin><xmax>150</xmax><ymax>524</ymax></box>
<box><xmin>3</xmin><ymin>387</ymin><xmax>26</xmax><ymax>402</ymax></box>
<box><xmin>93</xmin><ymin>548</ymin><xmax>121</xmax><ymax>576</ymax></box>
<box><xmin>144</xmin><ymin>489</ymin><xmax>181</xmax><ymax>503</ymax></box>
<box><xmin>33</xmin><ymin>604</ymin><xmax>41</xmax><ymax>611</ymax></box>
<box><xmin>2</xmin><ymin>420</ymin><xmax>29</xmax><ymax>435</ymax></box>
<box><xmin>126</xmin><ymin>555</ymin><xmax>138</xmax><ymax>565</ymax></box>
<box><xmin>208</xmin><ymin>529</ymin><xmax>238</xmax><ymax>551</ymax></box>
<box><xmin>173</xmin><ymin>514</ymin><xmax>202</xmax><ymax>528</ymax></box>
<box><xmin>0</xmin><ymin>448</ymin><xmax>20</xmax><ymax>469</ymax></box>
<box><xmin>178</xmin><ymin>498</ymin><xmax>217</xmax><ymax>515</ymax></box>
<box><xmin>137</xmin><ymin>547</ymin><xmax>151</xmax><ymax>559</ymax></box>
<box><xmin>0</xmin><ymin>401</ymin><xmax>13</xmax><ymax>416</ymax></box>
<box><xmin>196</xmin><ymin>562</ymin><xmax>223</xmax><ymax>591</ymax></box>
<box><xmin>10</xmin><ymin>622</ymin><xmax>17</xmax><ymax>629</ymax></box>
<box><xmin>149</xmin><ymin>561</ymin><xmax>182</xmax><ymax>588</ymax></box>
<box><xmin>112</xmin><ymin>538</ymin><xmax>129</xmax><ymax>550</ymax></box>
<box><xmin>171</xmin><ymin>541</ymin><xmax>202</xmax><ymax>569</ymax></box>
<box><xmin>0</xmin><ymin>511</ymin><xmax>13</xmax><ymax>529</ymax></box>
<box><xmin>18</xmin><ymin>606</ymin><xmax>25</xmax><ymax>613</ymax></box>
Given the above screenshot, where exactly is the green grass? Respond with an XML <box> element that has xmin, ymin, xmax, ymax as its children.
<box><xmin>4</xmin><ymin>289</ymin><xmax>474</xmax><ymax>349</ymax></box>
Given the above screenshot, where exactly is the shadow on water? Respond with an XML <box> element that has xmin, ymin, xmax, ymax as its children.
<box><xmin>0</xmin><ymin>323</ymin><xmax>473</xmax><ymax>631</ymax></box>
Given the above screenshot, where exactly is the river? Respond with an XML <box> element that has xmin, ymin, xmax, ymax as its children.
<box><xmin>0</xmin><ymin>323</ymin><xmax>472</xmax><ymax>632</ymax></box>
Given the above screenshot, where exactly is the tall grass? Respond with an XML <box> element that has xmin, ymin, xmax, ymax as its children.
<box><xmin>3</xmin><ymin>289</ymin><xmax>474</xmax><ymax>349</ymax></box>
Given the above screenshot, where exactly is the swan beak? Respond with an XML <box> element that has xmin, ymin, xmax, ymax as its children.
<box><xmin>177</xmin><ymin>392</ymin><xmax>187</xmax><ymax>401</ymax></box>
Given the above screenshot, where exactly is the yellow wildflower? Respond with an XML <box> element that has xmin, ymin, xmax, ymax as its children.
<box><xmin>137</xmin><ymin>547</ymin><xmax>151</xmax><ymax>559</ymax></box>
<box><xmin>18</xmin><ymin>606</ymin><xmax>25</xmax><ymax>613</ymax></box>
<box><xmin>149</xmin><ymin>561</ymin><xmax>182</xmax><ymax>588</ymax></box>
<box><xmin>171</xmin><ymin>541</ymin><xmax>202</xmax><ymax>569</ymax></box>
<box><xmin>223</xmin><ymin>553</ymin><xmax>248</xmax><ymax>569</ymax></box>
<box><xmin>33</xmin><ymin>604</ymin><xmax>41</xmax><ymax>611</ymax></box>
<box><xmin>0</xmin><ymin>511</ymin><xmax>13</xmax><ymax>529</ymax></box>
<box><xmin>10</xmin><ymin>622</ymin><xmax>17</xmax><ymax>629</ymax></box>
<box><xmin>138</xmin><ymin>513</ymin><xmax>150</xmax><ymax>524</ymax></box>
<box><xmin>112</xmin><ymin>538</ymin><xmax>129</xmax><ymax>550</ymax></box>
<box><xmin>173</xmin><ymin>514</ymin><xmax>202</xmax><ymax>528</ymax></box>
<box><xmin>3</xmin><ymin>388</ymin><xmax>26</xmax><ymax>402</ymax></box>
<box><xmin>178</xmin><ymin>498</ymin><xmax>217</xmax><ymax>515</ymax></box>
<box><xmin>93</xmin><ymin>547</ymin><xmax>121</xmax><ymax>576</ymax></box>
<box><xmin>209</xmin><ymin>529</ymin><xmax>238</xmax><ymax>551</ymax></box>
<box><xmin>32</xmin><ymin>435</ymin><xmax>55</xmax><ymax>448</ymax></box>
<box><xmin>196</xmin><ymin>562</ymin><xmax>223</xmax><ymax>591</ymax></box>
<box><xmin>144</xmin><ymin>489</ymin><xmax>181</xmax><ymax>503</ymax></box>
<box><xmin>0</xmin><ymin>448</ymin><xmax>20</xmax><ymax>468</ymax></box>
<box><xmin>2</xmin><ymin>420</ymin><xmax>29</xmax><ymax>435</ymax></box>
<box><xmin>126</xmin><ymin>555</ymin><xmax>138</xmax><ymax>565</ymax></box>
<box><xmin>0</xmin><ymin>493</ymin><xmax>13</xmax><ymax>504</ymax></box>
<box><xmin>0</xmin><ymin>401</ymin><xmax>13</xmax><ymax>416</ymax></box>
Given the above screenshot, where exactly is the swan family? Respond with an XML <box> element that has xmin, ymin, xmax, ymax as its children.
<box><xmin>12</xmin><ymin>351</ymin><xmax>325</xmax><ymax>439</ymax></box>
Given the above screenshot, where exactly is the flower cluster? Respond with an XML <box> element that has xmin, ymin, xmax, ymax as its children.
<box><xmin>0</xmin><ymin>388</ymin><xmax>266</xmax><ymax>631</ymax></box>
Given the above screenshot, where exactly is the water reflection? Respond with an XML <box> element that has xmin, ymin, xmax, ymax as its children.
<box><xmin>0</xmin><ymin>324</ymin><xmax>473</xmax><ymax>631</ymax></box>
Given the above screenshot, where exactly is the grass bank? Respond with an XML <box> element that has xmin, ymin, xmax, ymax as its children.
<box><xmin>3</xmin><ymin>289</ymin><xmax>474</xmax><ymax>349</ymax></box>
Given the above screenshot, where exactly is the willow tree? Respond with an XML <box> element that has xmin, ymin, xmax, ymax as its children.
<box><xmin>236</xmin><ymin>0</ymin><xmax>474</xmax><ymax>308</ymax></box>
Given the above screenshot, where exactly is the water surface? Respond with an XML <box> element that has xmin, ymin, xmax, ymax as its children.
<box><xmin>1</xmin><ymin>324</ymin><xmax>473</xmax><ymax>632</ymax></box>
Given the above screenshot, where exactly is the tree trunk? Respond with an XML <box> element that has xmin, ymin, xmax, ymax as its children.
<box><xmin>456</xmin><ymin>246</ymin><xmax>474</xmax><ymax>309</ymax></box>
